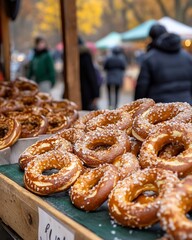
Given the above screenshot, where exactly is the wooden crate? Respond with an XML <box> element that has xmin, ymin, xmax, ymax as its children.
<box><xmin>0</xmin><ymin>174</ymin><xmax>101</xmax><ymax>240</ymax></box>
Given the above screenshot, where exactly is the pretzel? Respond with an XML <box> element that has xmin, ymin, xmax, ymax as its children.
<box><xmin>159</xmin><ymin>176</ymin><xmax>192</xmax><ymax>240</ymax></box>
<box><xmin>57</xmin><ymin>128</ymin><xmax>84</xmax><ymax>145</ymax></box>
<box><xmin>74</xmin><ymin>128</ymin><xmax>130</xmax><ymax>167</ymax></box>
<box><xmin>19</xmin><ymin>135</ymin><xmax>73</xmax><ymax>170</ymax></box>
<box><xmin>0</xmin><ymin>99</ymin><xmax>23</xmax><ymax>113</ymax></box>
<box><xmin>24</xmin><ymin>150</ymin><xmax>83</xmax><ymax>195</ymax></box>
<box><xmin>108</xmin><ymin>168</ymin><xmax>179</xmax><ymax>228</ymax></box>
<box><xmin>70</xmin><ymin>164</ymin><xmax>119</xmax><ymax>211</ymax></box>
<box><xmin>13</xmin><ymin>77</ymin><xmax>38</xmax><ymax>96</ymax></box>
<box><xmin>73</xmin><ymin>109</ymin><xmax>108</xmax><ymax>130</ymax></box>
<box><xmin>46</xmin><ymin>112</ymin><xmax>69</xmax><ymax>134</ymax></box>
<box><xmin>86</xmin><ymin>110</ymin><xmax>132</xmax><ymax>133</ymax></box>
<box><xmin>37</xmin><ymin>92</ymin><xmax>53</xmax><ymax>102</ymax></box>
<box><xmin>118</xmin><ymin>98</ymin><xmax>155</xmax><ymax>118</ymax></box>
<box><xmin>112</xmin><ymin>152</ymin><xmax>140</xmax><ymax>179</ymax></box>
<box><xmin>139</xmin><ymin>123</ymin><xmax>192</xmax><ymax>177</ymax></box>
<box><xmin>0</xmin><ymin>117</ymin><xmax>21</xmax><ymax>150</ymax></box>
<box><xmin>132</xmin><ymin>102</ymin><xmax>192</xmax><ymax>141</ymax></box>
<box><xmin>17</xmin><ymin>95</ymin><xmax>41</xmax><ymax>107</ymax></box>
<box><xmin>16</xmin><ymin>113</ymin><xmax>48</xmax><ymax>138</ymax></box>
<box><xmin>42</xmin><ymin>99</ymin><xmax>78</xmax><ymax>111</ymax></box>
<box><xmin>0</xmin><ymin>85</ymin><xmax>19</xmax><ymax>99</ymax></box>
<box><xmin>60</xmin><ymin>109</ymin><xmax>79</xmax><ymax>126</ymax></box>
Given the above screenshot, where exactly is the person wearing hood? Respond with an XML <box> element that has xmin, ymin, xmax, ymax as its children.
<box><xmin>104</xmin><ymin>47</ymin><xmax>126</xmax><ymax>109</ymax></box>
<box><xmin>28</xmin><ymin>37</ymin><xmax>55</xmax><ymax>93</ymax></box>
<box><xmin>135</xmin><ymin>24</ymin><xmax>192</xmax><ymax>103</ymax></box>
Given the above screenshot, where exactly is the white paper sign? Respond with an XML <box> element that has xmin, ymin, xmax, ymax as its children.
<box><xmin>38</xmin><ymin>207</ymin><xmax>75</xmax><ymax>240</ymax></box>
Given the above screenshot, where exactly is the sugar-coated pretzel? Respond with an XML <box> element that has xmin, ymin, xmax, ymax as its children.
<box><xmin>0</xmin><ymin>117</ymin><xmax>21</xmax><ymax>150</ymax></box>
<box><xmin>24</xmin><ymin>150</ymin><xmax>83</xmax><ymax>195</ymax></box>
<box><xmin>42</xmin><ymin>99</ymin><xmax>78</xmax><ymax>111</ymax></box>
<box><xmin>0</xmin><ymin>99</ymin><xmax>23</xmax><ymax>113</ymax></box>
<box><xmin>60</xmin><ymin>109</ymin><xmax>79</xmax><ymax>126</ymax></box>
<box><xmin>46</xmin><ymin>112</ymin><xmax>69</xmax><ymax>134</ymax></box>
<box><xmin>16</xmin><ymin>113</ymin><xmax>48</xmax><ymax>138</ymax></box>
<box><xmin>108</xmin><ymin>168</ymin><xmax>179</xmax><ymax>228</ymax></box>
<box><xmin>73</xmin><ymin>109</ymin><xmax>108</xmax><ymax>129</ymax></box>
<box><xmin>57</xmin><ymin>128</ymin><xmax>84</xmax><ymax>145</ymax></box>
<box><xmin>112</xmin><ymin>152</ymin><xmax>140</xmax><ymax>179</ymax></box>
<box><xmin>86</xmin><ymin>110</ymin><xmax>132</xmax><ymax>133</ymax></box>
<box><xmin>0</xmin><ymin>85</ymin><xmax>19</xmax><ymax>99</ymax></box>
<box><xmin>132</xmin><ymin>102</ymin><xmax>192</xmax><ymax>141</ymax></box>
<box><xmin>37</xmin><ymin>92</ymin><xmax>53</xmax><ymax>102</ymax></box>
<box><xmin>74</xmin><ymin>128</ymin><xmax>130</xmax><ymax>167</ymax></box>
<box><xmin>139</xmin><ymin>123</ymin><xmax>192</xmax><ymax>177</ymax></box>
<box><xmin>19</xmin><ymin>135</ymin><xmax>73</xmax><ymax>170</ymax></box>
<box><xmin>70</xmin><ymin>164</ymin><xmax>119</xmax><ymax>211</ymax></box>
<box><xmin>13</xmin><ymin>77</ymin><xmax>39</xmax><ymax>96</ymax></box>
<box><xmin>17</xmin><ymin>95</ymin><xmax>41</xmax><ymax>107</ymax></box>
<box><xmin>118</xmin><ymin>98</ymin><xmax>155</xmax><ymax>118</ymax></box>
<box><xmin>159</xmin><ymin>176</ymin><xmax>192</xmax><ymax>240</ymax></box>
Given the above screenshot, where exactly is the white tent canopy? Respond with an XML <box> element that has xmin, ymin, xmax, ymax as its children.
<box><xmin>122</xmin><ymin>17</ymin><xmax>192</xmax><ymax>42</ymax></box>
<box><xmin>158</xmin><ymin>17</ymin><xmax>192</xmax><ymax>39</ymax></box>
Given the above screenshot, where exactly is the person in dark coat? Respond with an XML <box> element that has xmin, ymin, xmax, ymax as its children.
<box><xmin>79</xmin><ymin>38</ymin><xmax>99</xmax><ymax>110</ymax></box>
<box><xmin>135</xmin><ymin>25</ymin><xmax>192</xmax><ymax>104</ymax></box>
<box><xmin>104</xmin><ymin>47</ymin><xmax>126</xmax><ymax>109</ymax></box>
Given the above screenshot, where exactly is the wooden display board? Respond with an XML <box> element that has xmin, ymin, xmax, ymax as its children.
<box><xmin>0</xmin><ymin>174</ymin><xmax>101</xmax><ymax>240</ymax></box>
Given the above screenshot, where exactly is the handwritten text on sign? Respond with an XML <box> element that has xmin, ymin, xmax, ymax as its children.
<box><xmin>38</xmin><ymin>207</ymin><xmax>75</xmax><ymax>240</ymax></box>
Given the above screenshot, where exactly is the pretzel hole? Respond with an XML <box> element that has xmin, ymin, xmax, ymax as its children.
<box><xmin>88</xmin><ymin>142</ymin><xmax>113</xmax><ymax>151</ymax></box>
<box><xmin>88</xmin><ymin>175</ymin><xmax>102</xmax><ymax>189</ymax></box>
<box><xmin>157</xmin><ymin>143</ymin><xmax>185</xmax><ymax>157</ymax></box>
<box><xmin>0</xmin><ymin>127</ymin><xmax>8</xmax><ymax>138</ymax></box>
<box><xmin>134</xmin><ymin>191</ymin><xmax>157</xmax><ymax>204</ymax></box>
<box><xmin>21</xmin><ymin>121</ymin><xmax>39</xmax><ymax>130</ymax></box>
<box><xmin>42</xmin><ymin>168</ymin><xmax>59</xmax><ymax>176</ymax></box>
<box><xmin>130</xmin><ymin>184</ymin><xmax>158</xmax><ymax>203</ymax></box>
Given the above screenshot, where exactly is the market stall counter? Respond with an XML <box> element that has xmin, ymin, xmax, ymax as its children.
<box><xmin>0</xmin><ymin>164</ymin><xmax>163</xmax><ymax>240</ymax></box>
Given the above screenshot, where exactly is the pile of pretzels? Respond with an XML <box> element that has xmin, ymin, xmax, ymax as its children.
<box><xmin>20</xmin><ymin>98</ymin><xmax>192</xmax><ymax>239</ymax></box>
<box><xmin>0</xmin><ymin>78</ymin><xmax>78</xmax><ymax>150</ymax></box>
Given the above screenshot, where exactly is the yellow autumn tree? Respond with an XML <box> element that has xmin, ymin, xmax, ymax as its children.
<box><xmin>35</xmin><ymin>0</ymin><xmax>104</xmax><ymax>35</ymax></box>
<box><xmin>35</xmin><ymin>0</ymin><xmax>61</xmax><ymax>33</ymax></box>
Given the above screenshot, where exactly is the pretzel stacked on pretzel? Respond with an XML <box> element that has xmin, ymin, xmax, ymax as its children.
<box><xmin>19</xmin><ymin>98</ymin><xmax>192</xmax><ymax>239</ymax></box>
<box><xmin>0</xmin><ymin>78</ymin><xmax>78</xmax><ymax>149</ymax></box>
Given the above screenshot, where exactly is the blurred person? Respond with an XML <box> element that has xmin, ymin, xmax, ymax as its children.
<box><xmin>147</xmin><ymin>24</ymin><xmax>167</xmax><ymax>52</ymax></box>
<box><xmin>79</xmin><ymin>37</ymin><xmax>99</xmax><ymax>110</ymax></box>
<box><xmin>104</xmin><ymin>47</ymin><xmax>126</xmax><ymax>109</ymax></box>
<box><xmin>27</xmin><ymin>37</ymin><xmax>55</xmax><ymax>93</ymax></box>
<box><xmin>135</xmin><ymin>25</ymin><xmax>192</xmax><ymax>103</ymax></box>
<box><xmin>86</xmin><ymin>42</ymin><xmax>103</xmax><ymax>98</ymax></box>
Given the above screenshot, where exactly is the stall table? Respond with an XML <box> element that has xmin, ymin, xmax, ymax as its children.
<box><xmin>0</xmin><ymin>164</ymin><xmax>164</xmax><ymax>240</ymax></box>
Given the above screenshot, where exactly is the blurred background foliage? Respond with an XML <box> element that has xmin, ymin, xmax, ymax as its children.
<box><xmin>10</xmin><ymin>0</ymin><xmax>192</xmax><ymax>50</ymax></box>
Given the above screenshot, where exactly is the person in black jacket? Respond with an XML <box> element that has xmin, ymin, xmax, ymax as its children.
<box><xmin>104</xmin><ymin>47</ymin><xmax>126</xmax><ymax>109</ymax></box>
<box><xmin>135</xmin><ymin>25</ymin><xmax>192</xmax><ymax>104</ymax></box>
<box><xmin>79</xmin><ymin>37</ymin><xmax>99</xmax><ymax>110</ymax></box>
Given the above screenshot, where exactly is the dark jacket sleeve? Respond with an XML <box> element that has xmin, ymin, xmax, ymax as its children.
<box><xmin>134</xmin><ymin>60</ymin><xmax>151</xmax><ymax>100</ymax></box>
